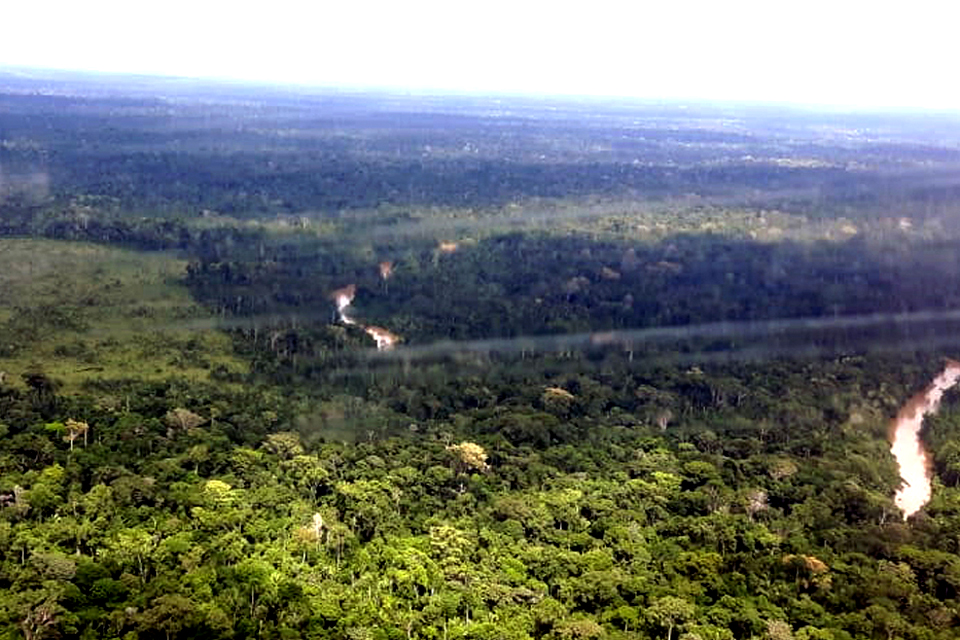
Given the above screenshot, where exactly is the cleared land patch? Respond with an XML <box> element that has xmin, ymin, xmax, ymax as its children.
<box><xmin>0</xmin><ymin>238</ymin><xmax>247</xmax><ymax>391</ymax></box>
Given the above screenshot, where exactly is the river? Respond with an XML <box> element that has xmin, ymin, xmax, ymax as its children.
<box><xmin>331</xmin><ymin>283</ymin><xmax>400</xmax><ymax>350</ymax></box>
<box><xmin>337</xmin><ymin>268</ymin><xmax>957</xmax><ymax>513</ymax></box>
<box><xmin>891</xmin><ymin>359</ymin><xmax>960</xmax><ymax>518</ymax></box>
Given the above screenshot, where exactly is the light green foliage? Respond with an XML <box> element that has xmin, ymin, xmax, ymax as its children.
<box><xmin>1</xmin><ymin>345</ymin><xmax>959</xmax><ymax>640</ymax></box>
<box><xmin>647</xmin><ymin>596</ymin><xmax>696</xmax><ymax>640</ymax></box>
<box><xmin>261</xmin><ymin>431</ymin><xmax>304</xmax><ymax>460</ymax></box>
<box><xmin>0</xmin><ymin>238</ymin><xmax>247</xmax><ymax>391</ymax></box>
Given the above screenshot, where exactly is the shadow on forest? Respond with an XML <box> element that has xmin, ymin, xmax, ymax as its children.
<box><xmin>173</xmin><ymin>225</ymin><xmax>960</xmax><ymax>385</ymax></box>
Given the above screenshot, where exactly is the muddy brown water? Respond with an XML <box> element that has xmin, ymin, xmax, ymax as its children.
<box><xmin>890</xmin><ymin>359</ymin><xmax>960</xmax><ymax>518</ymax></box>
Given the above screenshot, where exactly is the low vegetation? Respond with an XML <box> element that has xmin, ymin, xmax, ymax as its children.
<box><xmin>0</xmin><ymin>238</ymin><xmax>246</xmax><ymax>392</ymax></box>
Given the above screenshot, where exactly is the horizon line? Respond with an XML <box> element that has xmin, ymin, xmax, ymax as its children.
<box><xmin>3</xmin><ymin>64</ymin><xmax>959</xmax><ymax>117</ymax></box>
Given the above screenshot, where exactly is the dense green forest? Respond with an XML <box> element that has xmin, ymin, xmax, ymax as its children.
<box><xmin>4</xmin><ymin>71</ymin><xmax>960</xmax><ymax>639</ymax></box>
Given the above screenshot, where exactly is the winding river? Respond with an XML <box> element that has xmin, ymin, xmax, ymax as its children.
<box><xmin>891</xmin><ymin>359</ymin><xmax>960</xmax><ymax>518</ymax></box>
<box><xmin>331</xmin><ymin>283</ymin><xmax>400</xmax><ymax>350</ymax></box>
<box><xmin>336</xmin><ymin>258</ymin><xmax>958</xmax><ymax>516</ymax></box>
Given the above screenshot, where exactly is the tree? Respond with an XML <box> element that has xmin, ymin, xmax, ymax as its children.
<box><xmin>447</xmin><ymin>442</ymin><xmax>490</xmax><ymax>473</ymax></box>
<box><xmin>19</xmin><ymin>598</ymin><xmax>70</xmax><ymax>640</ymax></box>
<box><xmin>164</xmin><ymin>408</ymin><xmax>206</xmax><ymax>437</ymax></box>
<box><xmin>542</xmin><ymin>387</ymin><xmax>576</xmax><ymax>416</ymax></box>
<box><xmin>2</xmin><ymin>586</ymin><xmax>77</xmax><ymax>640</ymax></box>
<box><xmin>282</xmin><ymin>454</ymin><xmax>330</xmax><ymax>498</ymax></box>
<box><xmin>138</xmin><ymin>594</ymin><xmax>200</xmax><ymax>640</ymax></box>
<box><xmin>105</xmin><ymin>528</ymin><xmax>156</xmax><ymax>580</ymax></box>
<box><xmin>262</xmin><ymin>431</ymin><xmax>304</xmax><ymax>460</ymax></box>
<box><xmin>647</xmin><ymin>596</ymin><xmax>696</xmax><ymax>640</ymax></box>
<box><xmin>766</xmin><ymin>620</ymin><xmax>794</xmax><ymax>640</ymax></box>
<box><xmin>555</xmin><ymin>618</ymin><xmax>604</xmax><ymax>639</ymax></box>
<box><xmin>22</xmin><ymin>369</ymin><xmax>59</xmax><ymax>414</ymax></box>
<box><xmin>63</xmin><ymin>419</ymin><xmax>89</xmax><ymax>451</ymax></box>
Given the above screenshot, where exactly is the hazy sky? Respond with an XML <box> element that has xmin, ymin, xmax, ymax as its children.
<box><xmin>3</xmin><ymin>0</ymin><xmax>959</xmax><ymax>109</ymax></box>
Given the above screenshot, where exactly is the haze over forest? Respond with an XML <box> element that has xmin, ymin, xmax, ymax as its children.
<box><xmin>3</xmin><ymin>69</ymin><xmax>960</xmax><ymax>639</ymax></box>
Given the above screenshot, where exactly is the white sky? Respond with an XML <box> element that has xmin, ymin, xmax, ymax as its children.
<box><xmin>2</xmin><ymin>0</ymin><xmax>959</xmax><ymax>109</ymax></box>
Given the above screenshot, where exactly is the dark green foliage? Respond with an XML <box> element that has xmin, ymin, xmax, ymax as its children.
<box><xmin>6</xmin><ymin>75</ymin><xmax>960</xmax><ymax>639</ymax></box>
